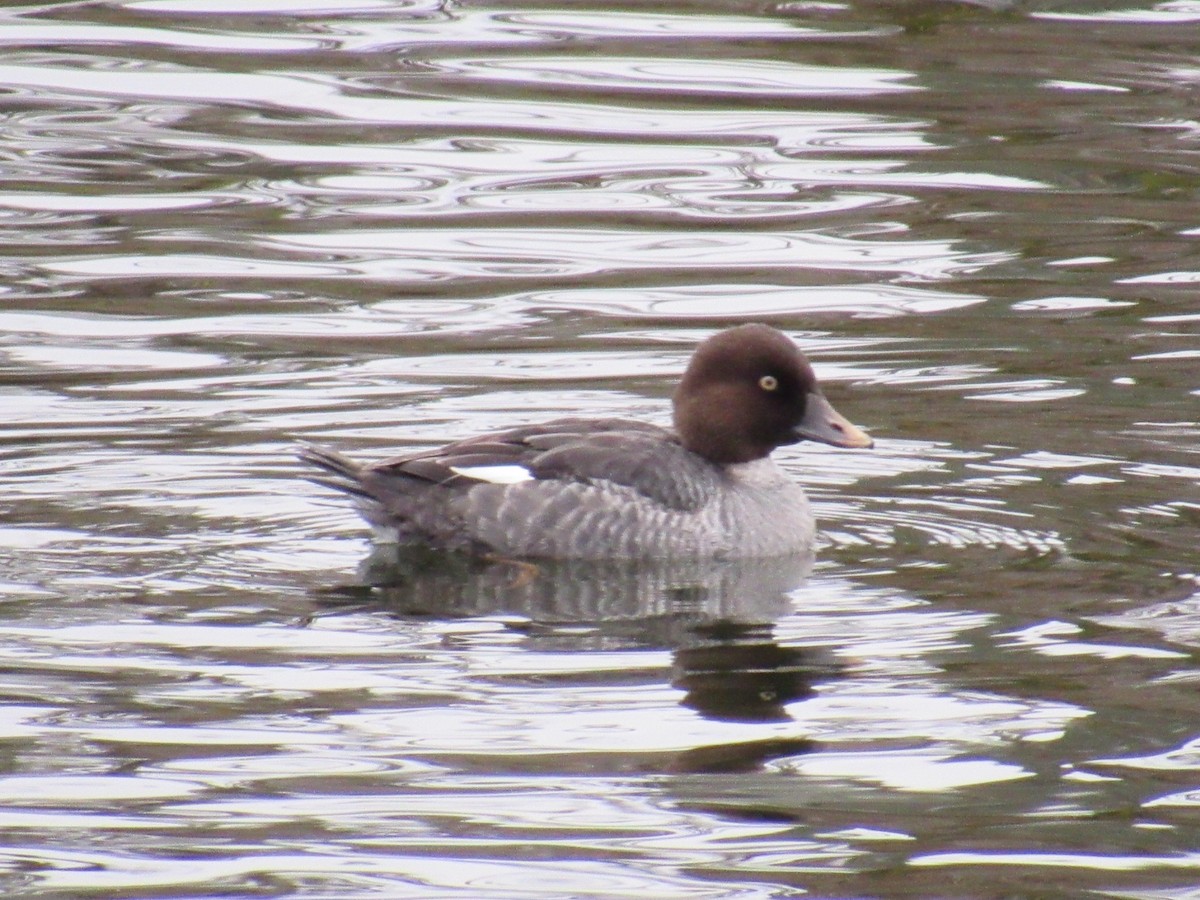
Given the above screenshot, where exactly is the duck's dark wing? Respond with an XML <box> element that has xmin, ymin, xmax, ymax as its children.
<box><xmin>370</xmin><ymin>417</ymin><xmax>722</xmax><ymax>512</ymax></box>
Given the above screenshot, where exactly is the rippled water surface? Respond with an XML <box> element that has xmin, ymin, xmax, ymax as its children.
<box><xmin>3</xmin><ymin>0</ymin><xmax>1200</xmax><ymax>896</ymax></box>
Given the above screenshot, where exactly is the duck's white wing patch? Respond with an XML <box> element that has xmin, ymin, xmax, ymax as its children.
<box><xmin>449</xmin><ymin>464</ymin><xmax>535</xmax><ymax>484</ymax></box>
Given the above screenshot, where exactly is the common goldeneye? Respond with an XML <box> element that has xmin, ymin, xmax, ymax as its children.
<box><xmin>301</xmin><ymin>324</ymin><xmax>872</xmax><ymax>559</ymax></box>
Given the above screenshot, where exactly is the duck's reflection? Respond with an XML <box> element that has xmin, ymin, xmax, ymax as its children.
<box><xmin>320</xmin><ymin>547</ymin><xmax>843</xmax><ymax>732</ymax></box>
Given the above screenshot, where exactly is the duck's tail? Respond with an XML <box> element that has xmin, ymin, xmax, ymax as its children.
<box><xmin>297</xmin><ymin>444</ymin><xmax>375</xmax><ymax>502</ymax></box>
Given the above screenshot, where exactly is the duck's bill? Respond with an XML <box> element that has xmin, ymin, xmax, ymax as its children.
<box><xmin>794</xmin><ymin>393</ymin><xmax>873</xmax><ymax>449</ymax></box>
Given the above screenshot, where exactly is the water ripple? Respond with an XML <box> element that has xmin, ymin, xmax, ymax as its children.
<box><xmin>434</xmin><ymin>57</ymin><xmax>920</xmax><ymax>98</ymax></box>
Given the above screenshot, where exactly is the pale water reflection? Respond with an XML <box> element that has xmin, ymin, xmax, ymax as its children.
<box><xmin>2</xmin><ymin>0</ymin><xmax>1200</xmax><ymax>896</ymax></box>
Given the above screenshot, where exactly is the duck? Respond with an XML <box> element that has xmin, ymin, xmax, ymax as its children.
<box><xmin>300</xmin><ymin>323</ymin><xmax>872</xmax><ymax>559</ymax></box>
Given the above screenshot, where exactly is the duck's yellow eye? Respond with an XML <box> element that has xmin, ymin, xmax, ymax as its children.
<box><xmin>759</xmin><ymin>374</ymin><xmax>779</xmax><ymax>392</ymax></box>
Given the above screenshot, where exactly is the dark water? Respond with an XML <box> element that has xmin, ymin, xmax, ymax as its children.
<box><xmin>3</xmin><ymin>0</ymin><xmax>1200</xmax><ymax>896</ymax></box>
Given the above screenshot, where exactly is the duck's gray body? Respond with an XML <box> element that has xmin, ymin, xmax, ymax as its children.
<box><xmin>301</xmin><ymin>419</ymin><xmax>814</xmax><ymax>559</ymax></box>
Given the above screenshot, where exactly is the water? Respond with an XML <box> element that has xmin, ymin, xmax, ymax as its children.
<box><xmin>2</xmin><ymin>0</ymin><xmax>1200</xmax><ymax>896</ymax></box>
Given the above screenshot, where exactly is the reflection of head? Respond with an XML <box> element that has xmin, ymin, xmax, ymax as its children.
<box><xmin>674</xmin><ymin>622</ymin><xmax>843</xmax><ymax>724</ymax></box>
